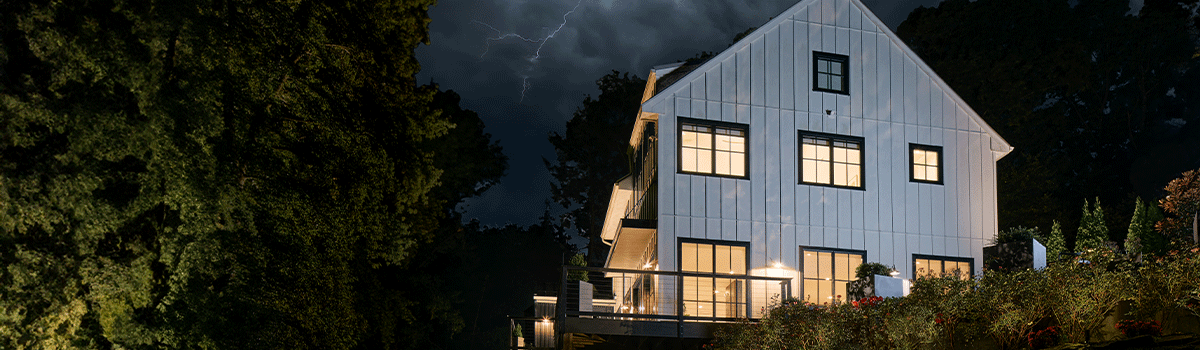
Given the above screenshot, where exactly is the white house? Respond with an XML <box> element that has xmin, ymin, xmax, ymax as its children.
<box><xmin>598</xmin><ymin>0</ymin><xmax>1012</xmax><ymax>321</ymax></box>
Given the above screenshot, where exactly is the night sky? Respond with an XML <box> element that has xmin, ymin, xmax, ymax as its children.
<box><xmin>415</xmin><ymin>0</ymin><xmax>951</xmax><ymax>227</ymax></box>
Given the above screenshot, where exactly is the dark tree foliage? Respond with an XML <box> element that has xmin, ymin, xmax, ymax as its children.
<box><xmin>0</xmin><ymin>0</ymin><xmax>508</xmax><ymax>349</ymax></box>
<box><xmin>548</xmin><ymin>71</ymin><xmax>647</xmax><ymax>266</ymax></box>
<box><xmin>898</xmin><ymin>0</ymin><xmax>1200</xmax><ymax>244</ymax></box>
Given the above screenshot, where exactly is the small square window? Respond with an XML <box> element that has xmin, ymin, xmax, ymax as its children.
<box><xmin>679</xmin><ymin>117</ymin><xmax>748</xmax><ymax>178</ymax></box>
<box><xmin>910</xmin><ymin>144</ymin><xmax>943</xmax><ymax>184</ymax></box>
<box><xmin>813</xmin><ymin>52</ymin><xmax>849</xmax><ymax>94</ymax></box>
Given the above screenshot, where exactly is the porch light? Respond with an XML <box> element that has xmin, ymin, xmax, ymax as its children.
<box><xmin>889</xmin><ymin>271</ymin><xmax>900</xmax><ymax>276</ymax></box>
<box><xmin>541</xmin><ymin>317</ymin><xmax>550</xmax><ymax>323</ymax></box>
<box><xmin>643</xmin><ymin>262</ymin><xmax>653</xmax><ymax>269</ymax></box>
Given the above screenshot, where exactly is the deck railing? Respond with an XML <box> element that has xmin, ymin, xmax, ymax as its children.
<box><xmin>624</xmin><ymin>122</ymin><xmax>657</xmax><ymax>221</ymax></box>
<box><xmin>557</xmin><ymin>266</ymin><xmax>792</xmax><ymax>324</ymax></box>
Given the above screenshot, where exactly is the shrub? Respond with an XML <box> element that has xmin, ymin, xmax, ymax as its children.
<box><xmin>1027</xmin><ymin>326</ymin><xmax>1060</xmax><ymax>349</ymax></box>
<box><xmin>1114</xmin><ymin>320</ymin><xmax>1161</xmax><ymax>337</ymax></box>
<box><xmin>994</xmin><ymin>226</ymin><xmax>1039</xmax><ymax>245</ymax></box>
<box><xmin>855</xmin><ymin>262</ymin><xmax>893</xmax><ymax>279</ymax></box>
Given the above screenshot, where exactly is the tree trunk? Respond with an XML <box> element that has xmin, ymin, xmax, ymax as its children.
<box><xmin>1192</xmin><ymin>210</ymin><xmax>1197</xmax><ymax>245</ymax></box>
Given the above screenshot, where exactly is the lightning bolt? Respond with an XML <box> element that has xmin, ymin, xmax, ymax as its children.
<box><xmin>475</xmin><ymin>0</ymin><xmax>582</xmax><ymax>102</ymax></box>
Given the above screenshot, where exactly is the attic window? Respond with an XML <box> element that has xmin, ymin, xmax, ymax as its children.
<box><xmin>813</xmin><ymin>52</ymin><xmax>849</xmax><ymax>94</ymax></box>
<box><xmin>910</xmin><ymin>144</ymin><xmax>943</xmax><ymax>184</ymax></box>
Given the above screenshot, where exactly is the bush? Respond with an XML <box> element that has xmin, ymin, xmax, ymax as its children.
<box><xmin>855</xmin><ymin>262</ymin><xmax>894</xmax><ymax>279</ymax></box>
<box><xmin>1027</xmin><ymin>326</ymin><xmax>1060</xmax><ymax>349</ymax></box>
<box><xmin>994</xmin><ymin>226</ymin><xmax>1039</xmax><ymax>245</ymax></box>
<box><xmin>1114</xmin><ymin>320</ymin><xmax>1161</xmax><ymax>337</ymax></box>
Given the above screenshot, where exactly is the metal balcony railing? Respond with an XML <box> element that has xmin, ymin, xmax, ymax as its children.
<box><xmin>624</xmin><ymin>122</ymin><xmax>657</xmax><ymax>221</ymax></box>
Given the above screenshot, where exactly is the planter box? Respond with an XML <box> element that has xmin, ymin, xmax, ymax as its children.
<box><xmin>848</xmin><ymin>274</ymin><xmax>910</xmax><ymax>300</ymax></box>
<box><xmin>983</xmin><ymin>238</ymin><xmax>1046</xmax><ymax>272</ymax></box>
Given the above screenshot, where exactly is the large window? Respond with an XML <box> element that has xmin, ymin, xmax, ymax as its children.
<box><xmin>800</xmin><ymin>132</ymin><xmax>863</xmax><ymax>189</ymax></box>
<box><xmin>813</xmin><ymin>52</ymin><xmax>849</xmax><ymax>94</ymax></box>
<box><xmin>681</xmin><ymin>240</ymin><xmax>747</xmax><ymax>318</ymax></box>
<box><xmin>910</xmin><ymin>144</ymin><xmax>943</xmax><ymax>184</ymax></box>
<box><xmin>914</xmin><ymin>254</ymin><xmax>973</xmax><ymax>280</ymax></box>
<box><xmin>800</xmin><ymin>248</ymin><xmax>864</xmax><ymax>304</ymax></box>
<box><xmin>680</xmin><ymin>118</ymin><xmax>748</xmax><ymax>178</ymax></box>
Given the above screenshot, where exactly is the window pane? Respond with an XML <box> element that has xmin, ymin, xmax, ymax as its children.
<box><xmin>716</xmin><ymin>245</ymin><xmax>731</xmax><ymax>273</ymax></box>
<box><xmin>818</xmin><ymin>252</ymin><xmax>832</xmax><ymax>279</ymax></box>
<box><xmin>697</xmin><ymin>244</ymin><xmax>713</xmax><ymax>273</ymax></box>
<box><xmin>833</xmin><ymin>147</ymin><xmax>847</xmax><ymax>163</ymax></box>
<box><xmin>697</xmin><ymin>149</ymin><xmax>712</xmax><ymax>173</ymax></box>
<box><xmin>682</xmin><ymin>131</ymin><xmax>698</xmax><ymax>148</ymax></box>
<box><xmin>850</xmin><ymin>255</ymin><xmax>863</xmax><ymax>277</ymax></box>
<box><xmin>927</xmin><ymin>167</ymin><xmax>938</xmax><ymax>182</ymax></box>
<box><xmin>683</xmin><ymin>243</ymin><xmax>698</xmax><ymax>272</ymax></box>
<box><xmin>731</xmin><ymin>246</ymin><xmax>746</xmax><ymax>274</ymax></box>
<box><xmin>833</xmin><ymin>163</ymin><xmax>848</xmax><ymax>186</ymax></box>
<box><xmin>847</xmin><ymin>165</ymin><xmax>860</xmax><ymax>187</ymax></box>
<box><xmin>716</xmin><ymin>151</ymin><xmax>731</xmax><ymax>175</ymax></box>
<box><xmin>819</xmin><ymin>279</ymin><xmax>833</xmax><ymax>302</ymax></box>
<box><xmin>835</xmin><ymin>281</ymin><xmax>846</xmax><ymax>301</ymax></box>
<box><xmin>729</xmin><ymin>136</ymin><xmax>745</xmax><ymax>153</ymax></box>
<box><xmin>802</xmin><ymin>143</ymin><xmax>817</xmax><ymax>159</ymax></box>
<box><xmin>729</xmin><ymin>152</ymin><xmax>746</xmax><ymax>177</ymax></box>
<box><xmin>816</xmin><ymin>161</ymin><xmax>831</xmax><ymax>183</ymax></box>
<box><xmin>847</xmin><ymin>149</ymin><xmax>860</xmax><ymax>165</ymax></box>
<box><xmin>830</xmin><ymin>61</ymin><xmax>842</xmax><ymax>75</ymax></box>
<box><xmin>927</xmin><ymin>151</ymin><xmax>938</xmax><ymax>166</ymax></box>
<box><xmin>696</xmin><ymin>132</ymin><xmax>711</xmax><ymax>149</ymax></box>
<box><xmin>914</xmin><ymin>149</ymin><xmax>925</xmax><ymax>165</ymax></box>
<box><xmin>831</xmin><ymin>78</ymin><xmax>842</xmax><ymax>91</ymax></box>
<box><xmin>836</xmin><ymin>253</ymin><xmax>850</xmax><ymax>281</ymax></box>
<box><xmin>698</xmin><ymin>277</ymin><xmax>713</xmax><ymax>302</ymax></box>
<box><xmin>820</xmin><ymin>60</ymin><xmax>831</xmax><ymax>74</ymax></box>
<box><xmin>682</xmin><ymin>148</ymin><xmax>697</xmax><ymax>172</ymax></box>
<box><xmin>802</xmin><ymin>159</ymin><xmax>818</xmax><ymax>183</ymax></box>
<box><xmin>804</xmin><ymin>251</ymin><xmax>818</xmax><ymax>278</ymax></box>
<box><xmin>930</xmin><ymin>260</ymin><xmax>943</xmax><ymax>276</ymax></box>
<box><xmin>804</xmin><ymin>279</ymin><xmax>819</xmax><ymax>303</ymax></box>
<box><xmin>914</xmin><ymin>165</ymin><xmax>926</xmax><ymax>180</ymax></box>
<box><xmin>813</xmin><ymin>145</ymin><xmax>830</xmax><ymax>160</ymax></box>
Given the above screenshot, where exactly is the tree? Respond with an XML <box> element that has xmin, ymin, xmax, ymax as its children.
<box><xmin>1043</xmin><ymin>220</ymin><xmax>1067</xmax><ymax>261</ymax></box>
<box><xmin>1076</xmin><ymin>198</ymin><xmax>1110</xmax><ymax>251</ymax></box>
<box><xmin>0</xmin><ymin>0</ymin><xmax>486</xmax><ymax>348</ymax></box>
<box><xmin>897</xmin><ymin>0</ymin><xmax>1200</xmax><ymax>239</ymax></box>
<box><xmin>547</xmin><ymin>71</ymin><xmax>647</xmax><ymax>266</ymax></box>
<box><xmin>1126</xmin><ymin>197</ymin><xmax>1167</xmax><ymax>257</ymax></box>
<box><xmin>1158</xmin><ymin>169</ymin><xmax>1200</xmax><ymax>247</ymax></box>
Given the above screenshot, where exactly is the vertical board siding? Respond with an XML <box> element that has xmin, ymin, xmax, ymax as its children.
<box><xmin>660</xmin><ymin>114</ymin><xmax>675</xmax><ymax>215</ymax></box>
<box><xmin>737</xmin><ymin>46</ymin><xmax>751</xmax><ymax>104</ymax></box>
<box><xmin>707</xmin><ymin>218</ymin><xmax>721</xmax><ymax>240</ymax></box>
<box><xmin>722</xmin><ymin>178</ymin><xmax>737</xmax><ymax>219</ymax></box>
<box><xmin>722</xmin><ymin>219</ymin><xmax>737</xmax><ymax>242</ymax></box>
<box><xmin>766</xmin><ymin>109</ymin><xmax>782</xmax><ymax>223</ymax></box>
<box><xmin>766</xmin><ymin>27</ymin><xmax>781</xmax><ymax>108</ymax></box>
<box><xmin>795</xmin><ymin>21</ymin><xmax>809</xmax><ymax>112</ymax></box>
<box><xmin>752</xmin><ymin>37</ymin><xmax>766</xmax><ymax>106</ymax></box>
<box><xmin>780</xmin><ymin>20</ymin><xmax>795</xmax><ymax>110</ymax></box>
<box><xmin>706</xmin><ymin>177</ymin><xmax>721</xmax><ymax>218</ymax></box>
<box><xmin>781</xmin><ymin>110</ymin><xmax>797</xmax><ymax>224</ymax></box>
<box><xmin>723</xmin><ymin>56</ymin><xmax>737</xmax><ymax>103</ymax></box>
<box><xmin>752</xmin><ymin>107</ymin><xmax>767</xmax><ymax>223</ymax></box>
<box><xmin>706</xmin><ymin>66</ymin><xmax>721</xmax><ymax>101</ymax></box>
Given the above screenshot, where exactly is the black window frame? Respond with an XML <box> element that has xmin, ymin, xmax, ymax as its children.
<box><xmin>798</xmin><ymin>246</ymin><xmax>867</xmax><ymax>304</ymax></box>
<box><xmin>798</xmin><ymin>130</ymin><xmax>865</xmax><ymax>190</ymax></box>
<box><xmin>909</xmin><ymin>143</ymin><xmax>944</xmax><ymax>185</ymax></box>
<box><xmin>678</xmin><ymin>238</ymin><xmax>752</xmax><ymax>320</ymax></box>
<box><xmin>677</xmin><ymin>117</ymin><xmax>750</xmax><ymax>179</ymax></box>
<box><xmin>813</xmin><ymin>52</ymin><xmax>849</xmax><ymax>95</ymax></box>
<box><xmin>912</xmin><ymin>254</ymin><xmax>974</xmax><ymax>279</ymax></box>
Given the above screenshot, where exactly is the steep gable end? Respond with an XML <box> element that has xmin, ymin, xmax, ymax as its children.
<box><xmin>643</xmin><ymin>0</ymin><xmax>1012</xmax><ymax>156</ymax></box>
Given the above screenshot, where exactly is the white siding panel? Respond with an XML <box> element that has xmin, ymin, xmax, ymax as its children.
<box><xmin>849</xmin><ymin>1</ymin><xmax>861</xmax><ymax>29</ymax></box>
<box><xmin>933</xmin><ymin>234</ymin><xmax>945</xmax><ymax>255</ymax></box>
<box><xmin>737</xmin><ymin>179</ymin><xmax>750</xmax><ymax>220</ymax></box>
<box><xmin>837</xmin><ymin>0</ymin><xmax>850</xmax><ymax>28</ymax></box>
<box><xmin>861</xmin><ymin>9</ymin><xmax>877</xmax><ymax>32</ymax></box>
<box><xmin>766</xmin><ymin>27</ymin><xmax>780</xmax><ymax>108</ymax></box>
<box><xmin>692</xmin><ymin>78</ymin><xmax>705</xmax><ymax>107</ymax></box>
<box><xmin>723</xmin><ymin>102</ymin><xmax>736</xmax><ymax>123</ymax></box>
<box><xmin>798</xmin><ymin>225</ymin><xmax>810</xmax><ymax>247</ymax></box>
<box><xmin>862</xmin><ymin>32</ymin><xmax>877</xmax><ymax>120</ymax></box>
<box><xmin>675</xmin><ymin>175</ymin><xmax>690</xmax><ymax>216</ymax></box>
<box><xmin>890</xmin><ymin>44</ymin><xmax>903</xmax><ymax>125</ymax></box>
<box><xmin>752</xmin><ymin>36</ymin><xmax>766</xmax><ymax>106</ymax></box>
<box><xmin>838</xmin><ymin>190</ymin><xmax>851</xmax><ymax>229</ymax></box>
<box><xmin>956</xmin><ymin>131</ymin><xmax>970</xmax><ymax>238</ymax></box>
<box><xmin>692</xmin><ymin>175</ymin><xmax>705</xmax><ymax>218</ymax></box>
<box><xmin>693</xmin><ymin>99</ymin><xmax>705</xmax><ymax>119</ymax></box>
<box><xmin>676</xmin><ymin>216</ymin><xmax>690</xmax><ymax>239</ymax></box>
<box><xmin>737</xmin><ymin>103</ymin><xmax>750</xmax><ymax>125</ymax></box>
<box><xmin>768</xmin><ymin>223</ymin><xmax>782</xmax><ymax>266</ymax></box>
<box><xmin>676</xmin><ymin>96</ymin><xmax>690</xmax><ymax>116</ymax></box>
<box><xmin>722</xmin><ymin>178</ymin><xmax>737</xmax><ymax>219</ymax></box>
<box><xmin>810</xmin><ymin>187</ymin><xmax>824</xmax><ymax>228</ymax></box>
<box><xmin>944</xmin><ymin>93</ymin><xmax>957</xmax><ymax>131</ymax></box>
<box><xmin>706</xmin><ymin>66</ymin><xmax>721</xmax><ymax>101</ymax></box>
<box><xmin>959</xmin><ymin>238</ymin><xmax>971</xmax><ymax>264</ymax></box>
<box><xmin>852</xmin><ymin>188</ymin><xmax>864</xmax><ymax>230</ymax></box>
<box><xmin>723</xmin><ymin>219</ymin><xmax>737</xmax><ymax>242</ymax></box>
<box><xmin>983</xmin><ymin>137</ymin><xmax>997</xmax><ymax>240</ymax></box>
<box><xmin>738</xmin><ymin>220</ymin><xmax>752</xmax><ymax>242</ymax></box>
<box><xmin>906</xmin><ymin>125</ymin><xmax>920</xmax><ymax>234</ymax></box>
<box><xmin>780</xmin><ymin>20</ymin><xmax>794</xmax><ymax>110</ymax></box>
<box><xmin>821</xmin><ymin>0</ymin><xmax>833</xmax><ymax>24</ymax></box>
<box><xmin>826</xmin><ymin>227</ymin><xmax>841</xmax><ymax>249</ymax></box>
<box><xmin>661</xmin><ymin>217</ymin><xmax>676</xmax><ymax>271</ymax></box>
<box><xmin>970</xmin><ymin>132</ymin><xmax>983</xmax><ymax>240</ymax></box>
<box><xmin>707</xmin><ymin>218</ymin><xmax>721</xmax><ymax>240</ymax></box>
<box><xmin>809</xmin><ymin>24</ymin><xmax>822</xmax><ymax>114</ymax></box>
<box><xmin>707</xmin><ymin>177</ymin><xmax>721</xmax><ymax>218</ymax></box>
<box><xmin>782</xmin><ymin>110</ymin><xmax>797</xmax><ymax>224</ymax></box>
<box><xmin>822</xmin><ymin>25</ymin><xmax>835</xmax><ymax>56</ymax></box>
<box><xmin>892</xmin><ymin>126</ymin><xmax>907</xmax><ymax>233</ymax></box>
<box><xmin>753</xmin><ymin>221</ymin><xmax>767</xmax><ymax>268</ymax></box>
<box><xmin>866</xmin><ymin>230</ymin><xmax>879</xmax><ymax>261</ymax></box>
<box><xmin>767</xmin><ymin>109</ymin><xmax>781</xmax><ymax>223</ymax></box>
<box><xmin>837</xmin><ymin>113</ymin><xmax>850</xmax><ymax>135</ymax></box>
<box><xmin>864</xmin><ymin>120</ymin><xmax>879</xmax><ymax>231</ymax></box>
<box><xmin>723</xmin><ymin>56</ymin><xmax>737</xmax><ymax>103</ymax></box>
<box><xmin>904</xmin><ymin>59</ymin><xmax>918</xmax><ymax>126</ymax></box>
<box><xmin>880</xmin><ymin>232</ymin><xmax>894</xmax><ymax>268</ymax></box>
<box><xmin>930</xmin><ymin>86</ymin><xmax>944</xmax><ymax>129</ymax></box>
<box><xmin>796</xmin><ymin>6</ymin><xmax>808</xmax><ymax>22</ymax></box>
<box><xmin>917</xmin><ymin>72</ymin><xmax>930</xmax><ymax>127</ymax></box>
<box><xmin>737</xmin><ymin>46</ymin><xmax>751</xmax><ymax>105</ymax></box>
<box><xmin>794</xmin><ymin>22</ymin><xmax>808</xmax><ymax>112</ymax></box>
<box><xmin>692</xmin><ymin>217</ymin><xmax>706</xmax><ymax>240</ymax></box>
<box><xmin>920</xmin><ymin>235</ymin><xmax>932</xmax><ymax>256</ymax></box>
<box><xmin>660</xmin><ymin>115</ymin><xmax>675</xmax><ymax>215</ymax></box>
<box><xmin>876</xmin><ymin>125</ymin><xmax>893</xmax><ymax>232</ymax></box>
<box><xmin>823</xmin><ymin>95</ymin><xmax>837</xmax><ymax>132</ymax></box>
<box><xmin>850</xmin><ymin>31</ymin><xmax>862</xmax><ymax>118</ymax></box>
<box><xmin>752</xmin><ymin>107</ymin><xmax>767</xmax><ymax>222</ymax></box>
<box><xmin>878</xmin><ymin>34</ymin><xmax>893</xmax><ymax>123</ymax></box>
<box><xmin>783</xmin><ymin>224</ymin><xmax>798</xmax><ymax>269</ymax></box>
<box><xmin>795</xmin><ymin>117</ymin><xmax>810</xmax><ymax>227</ymax></box>
<box><xmin>944</xmin><ymin>233</ymin><xmax>958</xmax><ymax>257</ymax></box>
<box><xmin>943</xmin><ymin>129</ymin><xmax>958</xmax><ymax>237</ymax></box>
<box><xmin>708</xmin><ymin>101</ymin><xmax>721</xmax><ymax>124</ymax></box>
<box><xmin>932</xmin><ymin>130</ymin><xmax>946</xmax><ymax>237</ymax></box>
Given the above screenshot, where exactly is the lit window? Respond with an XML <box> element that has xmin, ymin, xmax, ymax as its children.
<box><xmin>681</xmin><ymin>241</ymin><xmax>746</xmax><ymax>318</ymax></box>
<box><xmin>910</xmin><ymin>144</ymin><xmax>942</xmax><ymax>184</ymax></box>
<box><xmin>914</xmin><ymin>255</ymin><xmax>972</xmax><ymax>280</ymax></box>
<box><xmin>800</xmin><ymin>132</ymin><xmax>863</xmax><ymax>189</ymax></box>
<box><xmin>680</xmin><ymin>118</ymin><xmax>747</xmax><ymax>178</ymax></box>
<box><xmin>801</xmin><ymin>248</ymin><xmax>864</xmax><ymax>304</ymax></box>
<box><xmin>813</xmin><ymin>52</ymin><xmax>849</xmax><ymax>94</ymax></box>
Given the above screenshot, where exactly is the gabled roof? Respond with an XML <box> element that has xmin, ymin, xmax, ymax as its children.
<box><xmin>644</xmin><ymin>0</ymin><xmax>1013</xmax><ymax>157</ymax></box>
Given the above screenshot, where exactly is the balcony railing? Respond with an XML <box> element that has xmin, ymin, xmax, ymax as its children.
<box><xmin>624</xmin><ymin>122</ymin><xmax>656</xmax><ymax>221</ymax></box>
<box><xmin>557</xmin><ymin>266</ymin><xmax>792</xmax><ymax>324</ymax></box>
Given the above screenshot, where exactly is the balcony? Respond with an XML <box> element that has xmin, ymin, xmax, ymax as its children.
<box><xmin>510</xmin><ymin>266</ymin><xmax>792</xmax><ymax>349</ymax></box>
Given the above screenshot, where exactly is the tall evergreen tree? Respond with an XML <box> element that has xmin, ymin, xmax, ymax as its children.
<box><xmin>1126</xmin><ymin>196</ymin><xmax>1167</xmax><ymax>256</ymax></box>
<box><xmin>1043</xmin><ymin>220</ymin><xmax>1067</xmax><ymax>261</ymax></box>
<box><xmin>1076</xmin><ymin>198</ymin><xmax>1110</xmax><ymax>251</ymax></box>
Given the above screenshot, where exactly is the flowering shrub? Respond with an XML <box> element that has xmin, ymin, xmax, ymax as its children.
<box><xmin>1027</xmin><ymin>326</ymin><xmax>1060</xmax><ymax>349</ymax></box>
<box><xmin>1114</xmin><ymin>320</ymin><xmax>1162</xmax><ymax>337</ymax></box>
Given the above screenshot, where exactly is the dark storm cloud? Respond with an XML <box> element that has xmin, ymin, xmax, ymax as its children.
<box><xmin>417</xmin><ymin>0</ymin><xmax>945</xmax><ymax>227</ymax></box>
